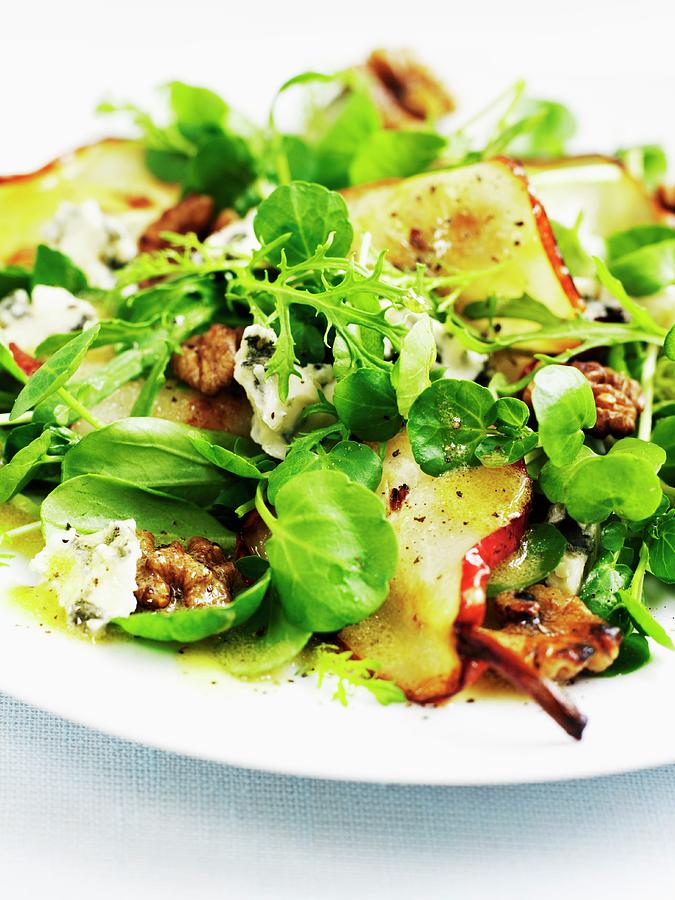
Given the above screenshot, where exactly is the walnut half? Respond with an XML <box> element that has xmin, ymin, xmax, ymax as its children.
<box><xmin>171</xmin><ymin>323</ymin><xmax>243</xmax><ymax>396</ymax></box>
<box><xmin>571</xmin><ymin>361</ymin><xmax>644</xmax><ymax>437</ymax></box>
<box><xmin>362</xmin><ymin>49</ymin><xmax>455</xmax><ymax>129</ymax></box>
<box><xmin>135</xmin><ymin>532</ymin><xmax>236</xmax><ymax>610</ymax></box>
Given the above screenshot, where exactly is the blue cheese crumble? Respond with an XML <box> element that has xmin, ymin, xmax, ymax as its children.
<box><xmin>234</xmin><ymin>324</ymin><xmax>334</xmax><ymax>459</ymax></box>
<box><xmin>43</xmin><ymin>200</ymin><xmax>137</xmax><ymax>289</ymax></box>
<box><xmin>32</xmin><ymin>520</ymin><xmax>141</xmax><ymax>632</ymax></box>
<box><xmin>0</xmin><ymin>285</ymin><xmax>97</xmax><ymax>352</ymax></box>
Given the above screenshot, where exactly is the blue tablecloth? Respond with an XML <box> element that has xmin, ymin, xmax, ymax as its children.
<box><xmin>1</xmin><ymin>691</ymin><xmax>673</xmax><ymax>899</ymax></box>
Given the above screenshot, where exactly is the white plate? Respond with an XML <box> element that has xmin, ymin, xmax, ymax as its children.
<box><xmin>1</xmin><ymin>13</ymin><xmax>675</xmax><ymax>785</ymax></box>
<box><xmin>1</xmin><ymin>555</ymin><xmax>675</xmax><ymax>785</ymax></box>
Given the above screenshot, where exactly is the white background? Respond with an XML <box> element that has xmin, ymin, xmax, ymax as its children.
<box><xmin>2</xmin><ymin>1</ymin><xmax>675</xmax><ymax>897</ymax></box>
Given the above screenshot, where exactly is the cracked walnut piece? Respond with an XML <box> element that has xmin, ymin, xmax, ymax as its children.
<box><xmin>172</xmin><ymin>324</ymin><xmax>242</xmax><ymax>396</ymax></box>
<box><xmin>135</xmin><ymin>532</ymin><xmax>236</xmax><ymax>610</ymax></box>
<box><xmin>571</xmin><ymin>361</ymin><xmax>644</xmax><ymax>437</ymax></box>
<box><xmin>363</xmin><ymin>49</ymin><xmax>455</xmax><ymax>129</ymax></box>
<box><xmin>138</xmin><ymin>194</ymin><xmax>215</xmax><ymax>254</ymax></box>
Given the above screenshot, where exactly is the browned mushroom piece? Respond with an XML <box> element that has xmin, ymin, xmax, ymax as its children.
<box><xmin>138</xmin><ymin>193</ymin><xmax>215</xmax><ymax>254</ymax></box>
<box><xmin>362</xmin><ymin>48</ymin><xmax>455</xmax><ymax>129</ymax></box>
<box><xmin>171</xmin><ymin>323</ymin><xmax>243</xmax><ymax>396</ymax></box>
<box><xmin>457</xmin><ymin>584</ymin><xmax>621</xmax><ymax>740</ymax></box>
<box><xmin>135</xmin><ymin>531</ymin><xmax>236</xmax><ymax>610</ymax></box>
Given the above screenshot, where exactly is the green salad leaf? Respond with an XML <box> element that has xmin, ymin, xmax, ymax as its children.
<box><xmin>113</xmin><ymin>570</ymin><xmax>270</xmax><ymax>642</ymax></box>
<box><xmin>42</xmin><ymin>474</ymin><xmax>234</xmax><ymax>548</ymax></box>
<box><xmin>333</xmin><ymin>369</ymin><xmax>403</xmax><ymax>441</ymax></box>
<box><xmin>266</xmin><ymin>440</ymin><xmax>382</xmax><ymax>504</ymax></box>
<box><xmin>531</xmin><ymin>364</ymin><xmax>596</xmax><ymax>466</ymax></box>
<box><xmin>10</xmin><ymin>325</ymin><xmax>100</xmax><ymax>420</ymax></box>
<box><xmin>61</xmin><ymin>419</ymin><xmax>239</xmax><ymax>505</ymax></box>
<box><xmin>31</xmin><ymin>245</ymin><xmax>88</xmax><ymax>293</ymax></box>
<box><xmin>349</xmin><ymin>131</ymin><xmax>446</xmax><ymax>183</ymax></box>
<box><xmin>258</xmin><ymin>470</ymin><xmax>397</xmax><ymax>632</ymax></box>
<box><xmin>217</xmin><ymin>589</ymin><xmax>312</xmax><ymax>677</ymax></box>
<box><xmin>487</xmin><ymin>525</ymin><xmax>567</xmax><ymax>596</ymax></box>
<box><xmin>253</xmin><ymin>181</ymin><xmax>353</xmax><ymax>265</ymax></box>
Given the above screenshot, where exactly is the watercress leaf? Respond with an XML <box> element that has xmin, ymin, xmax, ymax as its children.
<box><xmin>313</xmin><ymin>90</ymin><xmax>381</xmax><ymax>188</ymax></box>
<box><xmin>112</xmin><ymin>570</ymin><xmax>270</xmax><ymax>642</ymax></box>
<box><xmin>10</xmin><ymin>324</ymin><xmax>100</xmax><ymax>420</ymax></box>
<box><xmin>652</xmin><ymin>416</ymin><xmax>675</xmax><ymax>482</ymax></box>
<box><xmin>531</xmin><ymin>364</ymin><xmax>596</xmax><ymax>466</ymax></box>
<box><xmin>184</xmin><ymin>134</ymin><xmax>256</xmax><ymax>209</ymax></box>
<box><xmin>349</xmin><ymin>130</ymin><xmax>446</xmax><ymax>184</ymax></box>
<box><xmin>596</xmin><ymin>632</ymin><xmax>651</xmax><ymax>677</ymax></box>
<box><xmin>42</xmin><ymin>474</ymin><xmax>234</xmax><ymax>549</ymax></box>
<box><xmin>267</xmin><ymin>449</ymin><xmax>322</xmax><ymax>505</ymax></box>
<box><xmin>333</xmin><ymin>369</ymin><xmax>403</xmax><ymax>441</ymax></box>
<box><xmin>475</xmin><ymin>427</ymin><xmax>538</xmax><ymax>467</ymax></box>
<box><xmin>487</xmin><ymin>524</ymin><xmax>567</xmax><ymax>596</ymax></box>
<box><xmin>235</xmin><ymin>555</ymin><xmax>269</xmax><ymax>581</ymax></box>
<box><xmin>217</xmin><ymin>590</ymin><xmax>312</xmax><ymax>677</ymax></box>
<box><xmin>253</xmin><ymin>181</ymin><xmax>353</xmax><ymax>265</ymax></box>
<box><xmin>167</xmin><ymin>81</ymin><xmax>228</xmax><ymax>140</ymax></box>
<box><xmin>594</xmin><ymin>256</ymin><xmax>664</xmax><ymax>328</ymax></box>
<box><xmin>31</xmin><ymin>244</ymin><xmax>88</xmax><ymax>293</ymax></box>
<box><xmin>392</xmin><ymin>316</ymin><xmax>436</xmax><ymax>417</ymax></box>
<box><xmin>325</xmin><ymin>441</ymin><xmax>382</xmax><ymax>492</ymax></box>
<box><xmin>506</xmin><ymin>98</ymin><xmax>576</xmax><ymax>158</ymax></box>
<box><xmin>408</xmin><ymin>379</ymin><xmax>496</xmax><ymax>476</ymax></box>
<box><xmin>647</xmin><ymin>511</ymin><xmax>675</xmax><ymax>583</ymax></box>
<box><xmin>264</xmin><ymin>469</ymin><xmax>397</xmax><ymax>632</ymax></box>
<box><xmin>0</xmin><ymin>430</ymin><xmax>52</xmax><ymax>502</ymax></box>
<box><xmin>609</xmin><ymin>436</ymin><xmax>666</xmax><ymax>473</ymax></box>
<box><xmin>580</xmin><ymin>554</ymin><xmax>632</xmax><ymax>620</ymax></box>
<box><xmin>61</xmin><ymin>418</ymin><xmax>237</xmax><ymax>504</ymax></box>
<box><xmin>189</xmin><ymin>435</ymin><xmax>264</xmax><ymax>481</ymax></box>
<box><xmin>494</xmin><ymin>396</ymin><xmax>530</xmax><ymax>429</ymax></box>
<box><xmin>145</xmin><ymin>147</ymin><xmax>190</xmax><ymax>183</ymax></box>
<box><xmin>267</xmin><ymin>440</ymin><xmax>382</xmax><ymax>504</ymax></box>
<box><xmin>539</xmin><ymin>446</ymin><xmax>593</xmax><ymax>504</ymax></box>
<box><xmin>564</xmin><ymin>454</ymin><xmax>663</xmax><ymax>523</ymax></box>
<box><xmin>600</xmin><ymin>520</ymin><xmax>628</xmax><ymax>553</ymax></box>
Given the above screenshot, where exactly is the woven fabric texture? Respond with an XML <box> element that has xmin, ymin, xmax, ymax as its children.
<box><xmin>1</xmin><ymin>691</ymin><xmax>674</xmax><ymax>899</ymax></box>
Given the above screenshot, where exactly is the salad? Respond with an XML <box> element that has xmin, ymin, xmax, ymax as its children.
<box><xmin>1</xmin><ymin>49</ymin><xmax>674</xmax><ymax>739</ymax></box>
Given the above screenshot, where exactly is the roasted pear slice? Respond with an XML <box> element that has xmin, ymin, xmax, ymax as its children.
<box><xmin>345</xmin><ymin>158</ymin><xmax>582</xmax><ymax>351</ymax></box>
<box><xmin>340</xmin><ymin>431</ymin><xmax>531</xmax><ymax>702</ymax></box>
<box><xmin>0</xmin><ymin>139</ymin><xmax>180</xmax><ymax>264</ymax></box>
<box><xmin>527</xmin><ymin>155</ymin><xmax>660</xmax><ymax>237</ymax></box>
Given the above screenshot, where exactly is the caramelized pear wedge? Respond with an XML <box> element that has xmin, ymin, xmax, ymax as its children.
<box><xmin>0</xmin><ymin>139</ymin><xmax>180</xmax><ymax>264</ymax></box>
<box><xmin>527</xmin><ymin>155</ymin><xmax>661</xmax><ymax>238</ymax></box>
<box><xmin>340</xmin><ymin>431</ymin><xmax>531</xmax><ymax>702</ymax></box>
<box><xmin>345</xmin><ymin>158</ymin><xmax>582</xmax><ymax>352</ymax></box>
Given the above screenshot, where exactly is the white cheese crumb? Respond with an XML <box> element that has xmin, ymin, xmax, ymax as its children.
<box><xmin>43</xmin><ymin>200</ymin><xmax>137</xmax><ymax>288</ymax></box>
<box><xmin>206</xmin><ymin>209</ymin><xmax>260</xmax><ymax>257</ymax></box>
<box><xmin>546</xmin><ymin>548</ymin><xmax>588</xmax><ymax>596</ymax></box>
<box><xmin>32</xmin><ymin>520</ymin><xmax>141</xmax><ymax>632</ymax></box>
<box><xmin>234</xmin><ymin>324</ymin><xmax>334</xmax><ymax>460</ymax></box>
<box><xmin>0</xmin><ymin>285</ymin><xmax>97</xmax><ymax>352</ymax></box>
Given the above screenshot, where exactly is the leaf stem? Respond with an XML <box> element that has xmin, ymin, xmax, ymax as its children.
<box><xmin>254</xmin><ymin>482</ymin><xmax>277</xmax><ymax>530</ymax></box>
<box><xmin>638</xmin><ymin>344</ymin><xmax>659</xmax><ymax>441</ymax></box>
<box><xmin>57</xmin><ymin>388</ymin><xmax>103</xmax><ymax>430</ymax></box>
